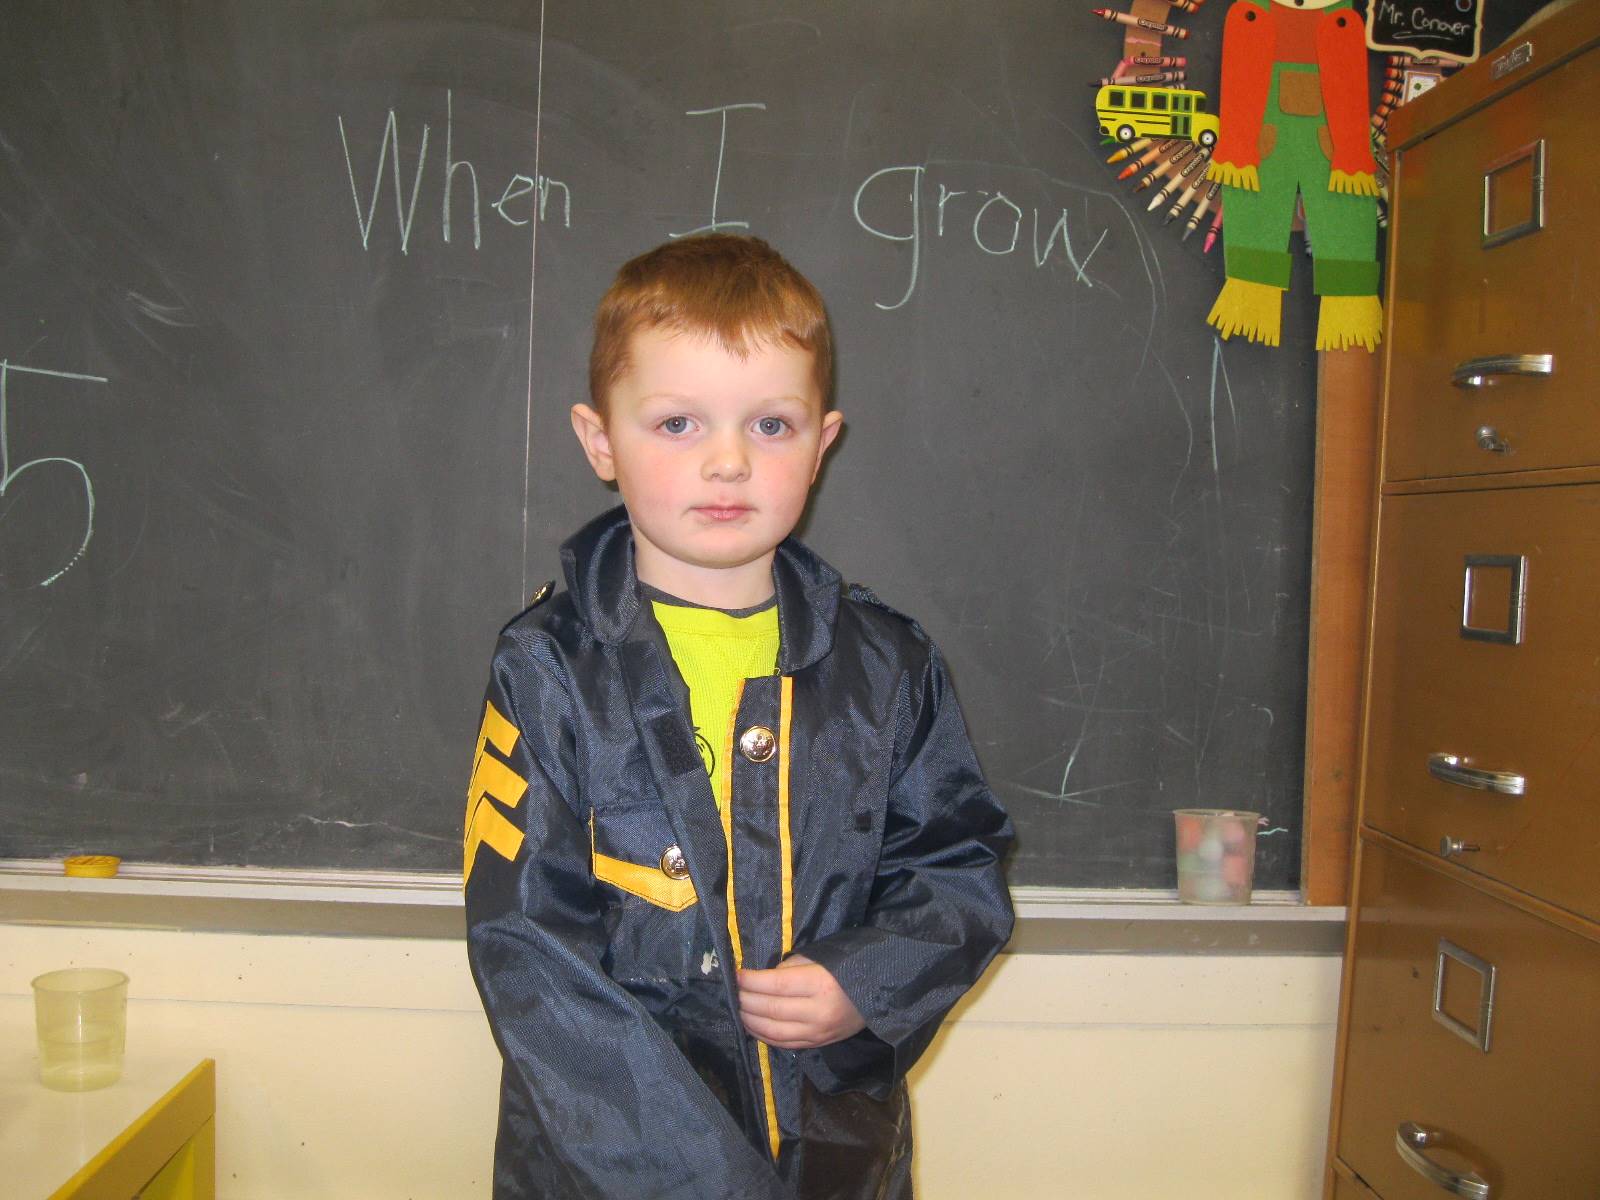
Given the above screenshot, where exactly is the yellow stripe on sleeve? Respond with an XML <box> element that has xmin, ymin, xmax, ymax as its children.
<box><xmin>463</xmin><ymin>701</ymin><xmax>530</xmax><ymax>883</ymax></box>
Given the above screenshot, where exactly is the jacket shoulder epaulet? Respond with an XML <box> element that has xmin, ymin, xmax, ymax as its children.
<box><xmin>846</xmin><ymin>582</ymin><xmax>888</xmax><ymax>608</ymax></box>
<box><xmin>845</xmin><ymin>582</ymin><xmax>920</xmax><ymax>626</ymax></box>
<box><xmin>498</xmin><ymin>579</ymin><xmax>558</xmax><ymax>637</ymax></box>
<box><xmin>846</xmin><ymin>582</ymin><xmax>939</xmax><ymax>650</ymax></box>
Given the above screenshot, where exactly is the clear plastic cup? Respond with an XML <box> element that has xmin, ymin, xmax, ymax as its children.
<box><xmin>32</xmin><ymin>967</ymin><xmax>128</xmax><ymax>1091</ymax></box>
<box><xmin>1174</xmin><ymin>809</ymin><xmax>1259</xmax><ymax>904</ymax></box>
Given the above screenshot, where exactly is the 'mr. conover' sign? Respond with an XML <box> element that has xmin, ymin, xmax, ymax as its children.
<box><xmin>1367</xmin><ymin>0</ymin><xmax>1485</xmax><ymax>64</ymax></box>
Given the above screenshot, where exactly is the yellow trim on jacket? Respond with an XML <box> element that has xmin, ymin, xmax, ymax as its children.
<box><xmin>588</xmin><ymin>812</ymin><xmax>699</xmax><ymax>912</ymax></box>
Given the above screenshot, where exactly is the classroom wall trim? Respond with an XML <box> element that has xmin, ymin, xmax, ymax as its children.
<box><xmin>0</xmin><ymin>862</ymin><xmax>1346</xmax><ymax>953</ymax></box>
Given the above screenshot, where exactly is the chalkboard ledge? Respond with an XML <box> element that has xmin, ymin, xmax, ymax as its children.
<box><xmin>0</xmin><ymin>863</ymin><xmax>1346</xmax><ymax>954</ymax></box>
<box><xmin>1009</xmin><ymin>887</ymin><xmax>1347</xmax><ymax>955</ymax></box>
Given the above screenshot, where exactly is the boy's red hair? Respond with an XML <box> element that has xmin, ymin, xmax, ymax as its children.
<box><xmin>589</xmin><ymin>234</ymin><xmax>833</xmax><ymax>418</ymax></box>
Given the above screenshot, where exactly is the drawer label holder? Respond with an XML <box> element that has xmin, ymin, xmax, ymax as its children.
<box><xmin>1460</xmin><ymin>554</ymin><xmax>1527</xmax><ymax>645</ymax></box>
<box><xmin>1433</xmin><ymin>937</ymin><xmax>1498</xmax><ymax>1053</ymax></box>
<box><xmin>1482</xmin><ymin>139</ymin><xmax>1545</xmax><ymax>249</ymax></box>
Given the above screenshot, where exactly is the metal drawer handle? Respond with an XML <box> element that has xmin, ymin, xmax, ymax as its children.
<box><xmin>1396</xmin><ymin>1122</ymin><xmax>1492</xmax><ymax>1198</ymax></box>
<box><xmin>1451</xmin><ymin>353</ymin><xmax>1554</xmax><ymax>389</ymax></box>
<box><xmin>1427</xmin><ymin>753</ymin><xmax>1525</xmax><ymax>796</ymax></box>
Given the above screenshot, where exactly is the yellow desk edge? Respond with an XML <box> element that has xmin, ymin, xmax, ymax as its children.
<box><xmin>51</xmin><ymin>1058</ymin><xmax>216</xmax><ymax>1200</ymax></box>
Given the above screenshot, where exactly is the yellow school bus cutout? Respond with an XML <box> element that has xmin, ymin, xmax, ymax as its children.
<box><xmin>1096</xmin><ymin>86</ymin><xmax>1220</xmax><ymax>147</ymax></box>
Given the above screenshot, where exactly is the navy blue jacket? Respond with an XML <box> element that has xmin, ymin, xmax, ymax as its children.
<box><xmin>465</xmin><ymin>506</ymin><xmax>1014</xmax><ymax>1198</ymax></box>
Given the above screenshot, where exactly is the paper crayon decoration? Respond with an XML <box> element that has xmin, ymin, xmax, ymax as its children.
<box><xmin>1092</xmin><ymin>70</ymin><xmax>1188</xmax><ymax>86</ymax></box>
<box><xmin>1183</xmin><ymin>182</ymin><xmax>1222</xmax><ymax>239</ymax></box>
<box><xmin>1106</xmin><ymin>137</ymin><xmax>1154</xmax><ymax>164</ymax></box>
<box><xmin>1203</xmin><ymin>0</ymin><xmax>1383</xmax><ymax>352</ymax></box>
<box><xmin>1139</xmin><ymin>141</ymin><xmax>1196</xmax><ymax>180</ymax></box>
<box><xmin>1117</xmin><ymin>138</ymin><xmax>1181</xmax><ymax>179</ymax></box>
<box><xmin>1107</xmin><ymin>0</ymin><xmax>1191</xmax><ymax>62</ymax></box>
<box><xmin>1091</xmin><ymin>8</ymin><xmax>1190</xmax><ymax>40</ymax></box>
<box><xmin>1118</xmin><ymin>54</ymin><xmax>1188</xmax><ymax>71</ymax></box>
<box><xmin>1152</xmin><ymin>150</ymin><xmax>1213</xmax><ymax>213</ymax></box>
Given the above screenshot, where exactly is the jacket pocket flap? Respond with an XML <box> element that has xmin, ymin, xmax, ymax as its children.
<box><xmin>592</xmin><ymin>849</ymin><xmax>699</xmax><ymax>912</ymax></box>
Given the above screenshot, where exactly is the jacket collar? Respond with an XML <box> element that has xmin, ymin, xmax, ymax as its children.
<box><xmin>559</xmin><ymin>505</ymin><xmax>841</xmax><ymax>672</ymax></box>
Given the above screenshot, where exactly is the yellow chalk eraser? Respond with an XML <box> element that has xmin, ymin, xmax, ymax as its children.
<box><xmin>64</xmin><ymin>855</ymin><xmax>121</xmax><ymax>878</ymax></box>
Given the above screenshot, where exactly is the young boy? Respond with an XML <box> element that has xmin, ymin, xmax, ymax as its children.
<box><xmin>464</xmin><ymin>234</ymin><xmax>1014</xmax><ymax>1199</ymax></box>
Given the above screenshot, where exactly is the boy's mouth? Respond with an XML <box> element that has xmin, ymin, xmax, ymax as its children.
<box><xmin>693</xmin><ymin>505</ymin><xmax>753</xmax><ymax>522</ymax></box>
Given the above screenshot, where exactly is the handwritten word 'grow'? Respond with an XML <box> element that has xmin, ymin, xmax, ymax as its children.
<box><xmin>854</xmin><ymin>165</ymin><xmax>1110</xmax><ymax>310</ymax></box>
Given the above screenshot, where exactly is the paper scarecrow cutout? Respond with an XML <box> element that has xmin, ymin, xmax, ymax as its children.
<box><xmin>1205</xmin><ymin>0</ymin><xmax>1382</xmax><ymax>351</ymax></box>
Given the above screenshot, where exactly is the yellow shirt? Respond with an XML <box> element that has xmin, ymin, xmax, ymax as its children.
<box><xmin>651</xmin><ymin>598</ymin><xmax>779</xmax><ymax>812</ymax></box>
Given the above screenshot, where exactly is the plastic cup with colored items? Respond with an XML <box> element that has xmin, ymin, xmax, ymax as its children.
<box><xmin>32</xmin><ymin>967</ymin><xmax>129</xmax><ymax>1091</ymax></box>
<box><xmin>1173</xmin><ymin>809</ymin><xmax>1260</xmax><ymax>905</ymax></box>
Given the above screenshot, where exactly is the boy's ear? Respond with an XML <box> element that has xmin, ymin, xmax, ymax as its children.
<box><xmin>811</xmin><ymin>410</ymin><xmax>844</xmax><ymax>482</ymax></box>
<box><xmin>570</xmin><ymin>404</ymin><xmax>616</xmax><ymax>482</ymax></box>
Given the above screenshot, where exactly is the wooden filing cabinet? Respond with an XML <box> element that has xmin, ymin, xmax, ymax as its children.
<box><xmin>1326</xmin><ymin>5</ymin><xmax>1600</xmax><ymax>1198</ymax></box>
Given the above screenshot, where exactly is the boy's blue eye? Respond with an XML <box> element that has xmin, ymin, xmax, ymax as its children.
<box><xmin>756</xmin><ymin>417</ymin><xmax>789</xmax><ymax>436</ymax></box>
<box><xmin>660</xmin><ymin>416</ymin><xmax>690</xmax><ymax>435</ymax></box>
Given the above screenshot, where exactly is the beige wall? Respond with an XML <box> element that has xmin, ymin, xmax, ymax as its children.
<box><xmin>2</xmin><ymin>923</ymin><xmax>1338</xmax><ymax>1198</ymax></box>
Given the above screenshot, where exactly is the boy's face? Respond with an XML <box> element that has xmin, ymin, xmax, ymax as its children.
<box><xmin>571</xmin><ymin>326</ymin><xmax>843</xmax><ymax>606</ymax></box>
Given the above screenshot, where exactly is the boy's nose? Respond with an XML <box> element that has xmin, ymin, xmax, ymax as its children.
<box><xmin>702</xmin><ymin>432</ymin><xmax>750</xmax><ymax>482</ymax></box>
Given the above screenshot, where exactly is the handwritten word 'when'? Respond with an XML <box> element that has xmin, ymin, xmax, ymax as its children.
<box><xmin>337</xmin><ymin>90</ymin><xmax>572</xmax><ymax>254</ymax></box>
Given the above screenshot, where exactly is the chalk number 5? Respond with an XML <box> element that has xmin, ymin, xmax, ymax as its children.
<box><xmin>0</xmin><ymin>360</ymin><xmax>107</xmax><ymax>587</ymax></box>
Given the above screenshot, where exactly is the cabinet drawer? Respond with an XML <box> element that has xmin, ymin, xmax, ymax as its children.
<box><xmin>1336</xmin><ymin>841</ymin><xmax>1600</xmax><ymax>1199</ymax></box>
<box><xmin>1385</xmin><ymin>50</ymin><xmax>1600</xmax><ymax>481</ymax></box>
<box><xmin>1362</xmin><ymin>485</ymin><xmax>1600</xmax><ymax>922</ymax></box>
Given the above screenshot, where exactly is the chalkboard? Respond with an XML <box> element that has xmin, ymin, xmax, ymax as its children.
<box><xmin>2</xmin><ymin>1</ymin><xmax>1322</xmax><ymax>890</ymax></box>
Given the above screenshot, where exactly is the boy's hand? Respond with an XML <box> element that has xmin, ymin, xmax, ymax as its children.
<box><xmin>736</xmin><ymin>954</ymin><xmax>867</xmax><ymax>1049</ymax></box>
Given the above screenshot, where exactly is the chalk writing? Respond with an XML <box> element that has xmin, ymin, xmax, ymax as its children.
<box><xmin>0</xmin><ymin>360</ymin><xmax>108</xmax><ymax>587</ymax></box>
<box><xmin>1371</xmin><ymin>1</ymin><xmax>1473</xmax><ymax>39</ymax></box>
<box><xmin>443</xmin><ymin>88</ymin><xmax>479</xmax><ymax>249</ymax></box>
<box><xmin>338</xmin><ymin>109</ymin><xmax>428</xmax><ymax>253</ymax></box>
<box><xmin>1367</xmin><ymin>0</ymin><xmax>1483</xmax><ymax>62</ymax></box>
<box><xmin>338</xmin><ymin>89</ymin><xmax>572</xmax><ymax>254</ymax></box>
<box><xmin>671</xmin><ymin>103</ymin><xmax>767</xmax><ymax>238</ymax></box>
<box><xmin>853</xmin><ymin>165</ymin><xmax>1110</xmax><ymax>310</ymax></box>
